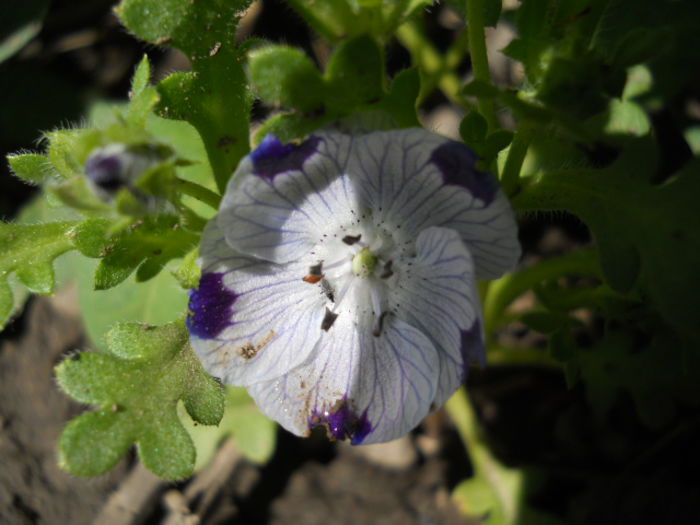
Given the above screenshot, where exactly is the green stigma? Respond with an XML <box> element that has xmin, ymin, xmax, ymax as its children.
<box><xmin>352</xmin><ymin>247</ymin><xmax>378</xmax><ymax>277</ymax></box>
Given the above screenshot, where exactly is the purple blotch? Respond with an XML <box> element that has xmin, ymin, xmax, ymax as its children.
<box><xmin>430</xmin><ymin>141</ymin><xmax>499</xmax><ymax>205</ymax></box>
<box><xmin>187</xmin><ymin>272</ymin><xmax>238</xmax><ymax>339</ymax></box>
<box><xmin>86</xmin><ymin>152</ymin><xmax>125</xmax><ymax>192</ymax></box>
<box><xmin>308</xmin><ymin>397</ymin><xmax>372</xmax><ymax>445</ymax></box>
<box><xmin>460</xmin><ymin>318</ymin><xmax>486</xmax><ymax>380</ymax></box>
<box><xmin>250</xmin><ymin>134</ymin><xmax>321</xmax><ymax>181</ymax></box>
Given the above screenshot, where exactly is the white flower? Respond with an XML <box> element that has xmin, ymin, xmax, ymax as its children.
<box><xmin>188</xmin><ymin>129</ymin><xmax>520</xmax><ymax>444</ymax></box>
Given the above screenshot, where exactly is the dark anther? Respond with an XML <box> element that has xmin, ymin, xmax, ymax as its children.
<box><xmin>303</xmin><ymin>262</ymin><xmax>324</xmax><ymax>284</ymax></box>
<box><xmin>380</xmin><ymin>260</ymin><xmax>394</xmax><ymax>279</ymax></box>
<box><xmin>309</xmin><ymin>262</ymin><xmax>323</xmax><ymax>276</ymax></box>
<box><xmin>342</xmin><ymin>234</ymin><xmax>362</xmax><ymax>245</ymax></box>
<box><xmin>321</xmin><ymin>307</ymin><xmax>339</xmax><ymax>331</ymax></box>
<box><xmin>322</xmin><ymin>280</ymin><xmax>335</xmax><ymax>302</ymax></box>
<box><xmin>372</xmin><ymin>311</ymin><xmax>389</xmax><ymax>337</ymax></box>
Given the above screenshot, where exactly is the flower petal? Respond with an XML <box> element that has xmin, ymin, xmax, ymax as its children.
<box><xmin>189</xmin><ymin>220</ymin><xmax>327</xmax><ymax>385</ymax></box>
<box><xmin>248</xmin><ymin>311</ymin><xmax>439</xmax><ymax>444</ymax></box>
<box><xmin>218</xmin><ymin>134</ymin><xmax>359</xmax><ymax>264</ymax></box>
<box><xmin>390</xmin><ymin>226</ymin><xmax>485</xmax><ymax>406</ymax></box>
<box><xmin>343</xmin><ymin>129</ymin><xmax>520</xmax><ymax>279</ymax></box>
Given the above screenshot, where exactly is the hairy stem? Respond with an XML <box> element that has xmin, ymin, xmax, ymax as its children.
<box><xmin>175</xmin><ymin>178</ymin><xmax>221</xmax><ymax>209</ymax></box>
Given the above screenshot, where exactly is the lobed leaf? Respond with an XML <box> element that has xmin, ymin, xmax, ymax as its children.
<box><xmin>56</xmin><ymin>320</ymin><xmax>225</xmax><ymax>479</ymax></box>
<box><xmin>180</xmin><ymin>386</ymin><xmax>277</xmax><ymax>470</ymax></box>
<box><xmin>0</xmin><ymin>219</ymin><xmax>108</xmax><ymax>329</ymax></box>
<box><xmin>514</xmin><ymin>142</ymin><xmax>700</xmax><ymax>342</ymax></box>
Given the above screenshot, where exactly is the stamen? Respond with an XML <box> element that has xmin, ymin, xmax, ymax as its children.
<box><xmin>321</xmin><ymin>279</ymin><xmax>335</xmax><ymax>302</ymax></box>
<box><xmin>369</xmin><ymin>284</ymin><xmax>388</xmax><ymax>337</ymax></box>
<box><xmin>342</xmin><ymin>234</ymin><xmax>362</xmax><ymax>245</ymax></box>
<box><xmin>303</xmin><ymin>262</ymin><xmax>324</xmax><ymax>283</ymax></box>
<box><xmin>309</xmin><ymin>262</ymin><xmax>323</xmax><ymax>275</ymax></box>
<box><xmin>321</xmin><ymin>307</ymin><xmax>339</xmax><ymax>331</ymax></box>
<box><xmin>380</xmin><ymin>260</ymin><xmax>393</xmax><ymax>279</ymax></box>
<box><xmin>373</xmin><ymin>311</ymin><xmax>388</xmax><ymax>337</ymax></box>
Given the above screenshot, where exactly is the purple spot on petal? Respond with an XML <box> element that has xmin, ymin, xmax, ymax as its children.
<box><xmin>250</xmin><ymin>134</ymin><xmax>321</xmax><ymax>181</ymax></box>
<box><xmin>86</xmin><ymin>152</ymin><xmax>125</xmax><ymax>192</ymax></box>
<box><xmin>187</xmin><ymin>272</ymin><xmax>238</xmax><ymax>339</ymax></box>
<box><xmin>460</xmin><ymin>319</ymin><xmax>486</xmax><ymax>380</ymax></box>
<box><xmin>430</xmin><ymin>141</ymin><xmax>499</xmax><ymax>205</ymax></box>
<box><xmin>308</xmin><ymin>397</ymin><xmax>372</xmax><ymax>445</ymax></box>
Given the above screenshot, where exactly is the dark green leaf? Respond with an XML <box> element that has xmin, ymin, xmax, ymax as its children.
<box><xmin>460</xmin><ymin>111</ymin><xmax>488</xmax><ymax>144</ymax></box>
<box><xmin>514</xmin><ymin>146</ymin><xmax>700</xmax><ymax>341</ymax></box>
<box><xmin>484</xmin><ymin>0</ymin><xmax>502</xmax><ymax>28</ymax></box>
<box><xmin>325</xmin><ymin>34</ymin><xmax>385</xmax><ymax>109</ymax></box>
<box><xmin>377</xmin><ymin>68</ymin><xmax>421</xmax><ymax>128</ymax></box>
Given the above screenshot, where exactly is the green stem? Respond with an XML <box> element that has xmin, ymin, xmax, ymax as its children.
<box><xmin>483</xmin><ymin>248</ymin><xmax>601</xmax><ymax>337</ymax></box>
<box><xmin>175</xmin><ymin>177</ymin><xmax>221</xmax><ymax>209</ymax></box>
<box><xmin>465</xmin><ymin>0</ymin><xmax>497</xmax><ymax>130</ymax></box>
<box><xmin>446</xmin><ymin>387</ymin><xmax>522</xmax><ymax>522</ymax></box>
<box><xmin>500</xmin><ymin>125</ymin><xmax>532</xmax><ymax>196</ymax></box>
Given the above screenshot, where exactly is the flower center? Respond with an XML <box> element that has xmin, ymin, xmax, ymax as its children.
<box><xmin>351</xmin><ymin>247</ymin><xmax>378</xmax><ymax>278</ymax></box>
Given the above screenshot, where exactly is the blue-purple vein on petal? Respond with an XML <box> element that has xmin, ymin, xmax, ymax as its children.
<box><xmin>430</xmin><ymin>141</ymin><xmax>499</xmax><ymax>205</ymax></box>
<box><xmin>188</xmin><ymin>272</ymin><xmax>238</xmax><ymax>338</ymax></box>
<box><xmin>250</xmin><ymin>134</ymin><xmax>322</xmax><ymax>181</ymax></box>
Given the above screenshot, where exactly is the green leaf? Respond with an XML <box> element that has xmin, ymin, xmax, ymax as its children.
<box><xmin>0</xmin><ymin>217</ymin><xmax>113</xmax><ymax>329</ymax></box>
<box><xmin>484</xmin><ymin>0</ymin><xmax>502</xmax><ymax>28</ymax></box>
<box><xmin>127</xmin><ymin>55</ymin><xmax>160</xmax><ymax>126</ymax></box>
<box><xmin>0</xmin><ymin>222</ymin><xmax>75</xmax><ymax>328</ymax></box>
<box><xmin>7</xmin><ymin>153</ymin><xmax>57</xmax><ymax>185</ymax></box>
<box><xmin>172</xmin><ymin>247</ymin><xmax>201</xmax><ymax>289</ymax></box>
<box><xmin>325</xmin><ymin>34</ymin><xmax>385</xmax><ymax>110</ymax></box>
<box><xmin>117</xmin><ymin>0</ymin><xmax>254</xmax><ymax>193</ymax></box>
<box><xmin>248</xmin><ymin>45</ymin><xmax>325</xmax><ymax>113</ymax></box>
<box><xmin>0</xmin><ymin>0</ymin><xmax>49</xmax><ymax>63</ymax></box>
<box><xmin>566</xmin><ymin>323</ymin><xmax>700</xmax><ymax>429</ymax></box>
<box><xmin>94</xmin><ymin>215</ymin><xmax>198</xmax><ymax>290</ymax></box>
<box><xmin>56</xmin><ymin>320</ymin><xmax>224</xmax><ymax>479</ymax></box>
<box><xmin>180</xmin><ymin>386</ymin><xmax>277</xmax><ymax>471</ymax></box>
<box><xmin>482</xmin><ymin>129</ymin><xmax>514</xmax><ymax>159</ymax></box>
<box><xmin>514</xmin><ymin>145</ymin><xmax>700</xmax><ymax>342</ymax></box>
<box><xmin>459</xmin><ymin>111</ymin><xmax>488</xmax><ymax>144</ymax></box>
<box><xmin>376</xmin><ymin>68</ymin><xmax>421</xmax><ymax>128</ymax></box>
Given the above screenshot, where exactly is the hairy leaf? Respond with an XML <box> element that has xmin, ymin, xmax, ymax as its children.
<box><xmin>180</xmin><ymin>386</ymin><xmax>277</xmax><ymax>470</ymax></box>
<box><xmin>94</xmin><ymin>215</ymin><xmax>198</xmax><ymax>290</ymax></box>
<box><xmin>56</xmin><ymin>320</ymin><xmax>224</xmax><ymax>479</ymax></box>
<box><xmin>248</xmin><ymin>45</ymin><xmax>325</xmax><ymax>113</ymax></box>
<box><xmin>0</xmin><ymin>219</ymin><xmax>108</xmax><ymax>329</ymax></box>
<box><xmin>514</xmin><ymin>143</ymin><xmax>700</xmax><ymax>342</ymax></box>
<box><xmin>117</xmin><ymin>0</ymin><xmax>254</xmax><ymax>192</ymax></box>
